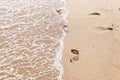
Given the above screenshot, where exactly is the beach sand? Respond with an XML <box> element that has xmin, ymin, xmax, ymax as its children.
<box><xmin>62</xmin><ymin>0</ymin><xmax>120</xmax><ymax>80</ymax></box>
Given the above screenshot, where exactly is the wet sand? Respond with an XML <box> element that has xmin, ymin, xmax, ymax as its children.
<box><xmin>62</xmin><ymin>0</ymin><xmax>120</xmax><ymax>80</ymax></box>
<box><xmin>0</xmin><ymin>0</ymin><xmax>67</xmax><ymax>80</ymax></box>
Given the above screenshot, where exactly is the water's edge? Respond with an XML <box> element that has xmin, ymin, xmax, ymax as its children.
<box><xmin>0</xmin><ymin>0</ymin><xmax>68</xmax><ymax>80</ymax></box>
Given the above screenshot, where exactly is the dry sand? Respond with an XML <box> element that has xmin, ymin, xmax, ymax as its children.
<box><xmin>62</xmin><ymin>0</ymin><xmax>120</xmax><ymax>80</ymax></box>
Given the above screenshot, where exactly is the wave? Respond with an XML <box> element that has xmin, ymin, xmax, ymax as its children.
<box><xmin>0</xmin><ymin>0</ymin><xmax>68</xmax><ymax>80</ymax></box>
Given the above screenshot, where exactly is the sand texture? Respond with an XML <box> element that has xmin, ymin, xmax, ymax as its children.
<box><xmin>62</xmin><ymin>0</ymin><xmax>120</xmax><ymax>80</ymax></box>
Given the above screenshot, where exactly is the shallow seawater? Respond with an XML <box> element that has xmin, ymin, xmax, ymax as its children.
<box><xmin>0</xmin><ymin>0</ymin><xmax>68</xmax><ymax>80</ymax></box>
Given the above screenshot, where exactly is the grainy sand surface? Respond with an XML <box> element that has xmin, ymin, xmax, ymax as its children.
<box><xmin>62</xmin><ymin>0</ymin><xmax>120</xmax><ymax>80</ymax></box>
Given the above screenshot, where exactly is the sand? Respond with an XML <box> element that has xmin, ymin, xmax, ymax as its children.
<box><xmin>62</xmin><ymin>0</ymin><xmax>120</xmax><ymax>80</ymax></box>
<box><xmin>1</xmin><ymin>0</ymin><xmax>120</xmax><ymax>80</ymax></box>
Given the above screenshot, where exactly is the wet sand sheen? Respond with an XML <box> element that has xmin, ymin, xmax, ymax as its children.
<box><xmin>0</xmin><ymin>0</ymin><xmax>67</xmax><ymax>80</ymax></box>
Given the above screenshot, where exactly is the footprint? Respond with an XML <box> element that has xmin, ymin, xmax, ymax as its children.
<box><xmin>71</xmin><ymin>49</ymin><xmax>79</xmax><ymax>55</ymax></box>
<box><xmin>63</xmin><ymin>25</ymin><xmax>69</xmax><ymax>33</ymax></box>
<box><xmin>70</xmin><ymin>49</ymin><xmax>79</xmax><ymax>63</ymax></box>
<box><xmin>70</xmin><ymin>56</ymin><xmax>79</xmax><ymax>63</ymax></box>
<box><xmin>95</xmin><ymin>24</ymin><xmax>117</xmax><ymax>33</ymax></box>
<box><xmin>89</xmin><ymin>12</ymin><xmax>101</xmax><ymax>16</ymax></box>
<box><xmin>96</xmin><ymin>26</ymin><xmax>113</xmax><ymax>31</ymax></box>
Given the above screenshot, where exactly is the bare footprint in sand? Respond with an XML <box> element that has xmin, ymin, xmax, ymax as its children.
<box><xmin>94</xmin><ymin>24</ymin><xmax>118</xmax><ymax>33</ymax></box>
<box><xmin>70</xmin><ymin>49</ymin><xmax>79</xmax><ymax>63</ymax></box>
<box><xmin>63</xmin><ymin>25</ymin><xmax>69</xmax><ymax>33</ymax></box>
<box><xmin>89</xmin><ymin>12</ymin><xmax>101</xmax><ymax>16</ymax></box>
<box><xmin>96</xmin><ymin>26</ymin><xmax>113</xmax><ymax>31</ymax></box>
<box><xmin>71</xmin><ymin>49</ymin><xmax>79</xmax><ymax>55</ymax></box>
<box><xmin>70</xmin><ymin>56</ymin><xmax>79</xmax><ymax>63</ymax></box>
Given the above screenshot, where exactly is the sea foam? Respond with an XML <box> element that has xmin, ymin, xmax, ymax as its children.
<box><xmin>0</xmin><ymin>0</ymin><xmax>68</xmax><ymax>80</ymax></box>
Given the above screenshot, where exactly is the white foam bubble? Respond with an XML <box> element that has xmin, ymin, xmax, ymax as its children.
<box><xmin>0</xmin><ymin>0</ymin><xmax>68</xmax><ymax>80</ymax></box>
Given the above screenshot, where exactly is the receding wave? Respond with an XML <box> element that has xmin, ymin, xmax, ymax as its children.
<box><xmin>0</xmin><ymin>0</ymin><xmax>68</xmax><ymax>80</ymax></box>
